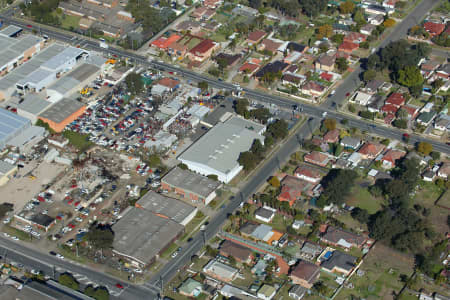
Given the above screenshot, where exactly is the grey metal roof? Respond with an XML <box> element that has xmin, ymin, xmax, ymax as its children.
<box><xmin>42</xmin><ymin>47</ymin><xmax>86</xmax><ymax>71</ymax></box>
<box><xmin>39</xmin><ymin>98</ymin><xmax>84</xmax><ymax>123</ymax></box>
<box><xmin>178</xmin><ymin>116</ymin><xmax>264</xmax><ymax>175</ymax></box>
<box><xmin>10</xmin><ymin>35</ymin><xmax>42</xmax><ymax>53</ymax></box>
<box><xmin>18</xmin><ymin>68</ymin><xmax>54</xmax><ymax>86</ymax></box>
<box><xmin>0</xmin><ymin>160</ymin><xmax>15</xmax><ymax>175</ymax></box>
<box><xmin>7</xmin><ymin>125</ymin><xmax>45</xmax><ymax>148</ymax></box>
<box><xmin>0</xmin><ymin>108</ymin><xmax>30</xmax><ymax>143</ymax></box>
<box><xmin>66</xmin><ymin>63</ymin><xmax>100</xmax><ymax>81</ymax></box>
<box><xmin>0</xmin><ymin>25</ymin><xmax>23</xmax><ymax>37</ymax></box>
<box><xmin>47</xmin><ymin>76</ymin><xmax>80</xmax><ymax>95</ymax></box>
<box><xmin>0</xmin><ymin>35</ymin><xmax>15</xmax><ymax>50</ymax></box>
<box><xmin>321</xmin><ymin>250</ymin><xmax>357</xmax><ymax>272</ymax></box>
<box><xmin>18</xmin><ymin>94</ymin><xmax>52</xmax><ymax>115</ymax></box>
<box><xmin>162</xmin><ymin>167</ymin><xmax>221</xmax><ymax>198</ymax></box>
<box><xmin>136</xmin><ymin>191</ymin><xmax>196</xmax><ymax>224</ymax></box>
<box><xmin>112</xmin><ymin>207</ymin><xmax>184</xmax><ymax>265</ymax></box>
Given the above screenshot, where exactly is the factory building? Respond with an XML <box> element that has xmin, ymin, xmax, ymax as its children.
<box><xmin>38</xmin><ymin>98</ymin><xmax>86</xmax><ymax>132</ymax></box>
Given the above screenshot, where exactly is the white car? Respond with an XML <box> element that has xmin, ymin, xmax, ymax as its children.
<box><xmin>11</xmin><ymin>236</ymin><xmax>19</xmax><ymax>241</ymax></box>
<box><xmin>3</xmin><ymin>217</ymin><xmax>11</xmax><ymax>224</ymax></box>
<box><xmin>3</xmin><ymin>232</ymin><xmax>10</xmax><ymax>237</ymax></box>
<box><xmin>30</xmin><ymin>269</ymin><xmax>41</xmax><ymax>275</ymax></box>
<box><xmin>171</xmin><ymin>251</ymin><xmax>178</xmax><ymax>258</ymax></box>
<box><xmin>56</xmin><ymin>254</ymin><xmax>64</xmax><ymax>259</ymax></box>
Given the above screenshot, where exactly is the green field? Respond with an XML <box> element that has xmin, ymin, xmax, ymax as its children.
<box><xmin>63</xmin><ymin>130</ymin><xmax>94</xmax><ymax>152</ymax></box>
<box><xmin>54</xmin><ymin>13</ymin><xmax>81</xmax><ymax>30</ymax></box>
<box><xmin>346</xmin><ymin>182</ymin><xmax>385</xmax><ymax>214</ymax></box>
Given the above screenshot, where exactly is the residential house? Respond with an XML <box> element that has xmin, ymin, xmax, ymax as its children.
<box><xmin>289</xmin><ymin>285</ymin><xmax>308</xmax><ymax>300</ymax></box>
<box><xmin>422</xmin><ymin>170</ymin><xmax>436</xmax><ymax>182</ymax></box>
<box><xmin>363</xmin><ymin>80</ymin><xmax>384</xmax><ymax>94</ymax></box>
<box><xmin>423</xmin><ymin>21</ymin><xmax>446</xmax><ymax>37</ymax></box>
<box><xmin>348</xmin><ymin>152</ymin><xmax>363</xmax><ymax>167</ymax></box>
<box><xmin>385</xmin><ymin>92</ymin><xmax>405</xmax><ymax>107</ymax></box>
<box><xmin>179</xmin><ymin>278</ymin><xmax>203</xmax><ymax>297</ymax></box>
<box><xmin>219</xmin><ymin>240</ymin><xmax>253</xmax><ymax>264</ymax></box>
<box><xmin>153</xmin><ymin>77</ymin><xmax>180</xmax><ymax>93</ymax></box>
<box><xmin>340</xmin><ymin>136</ymin><xmax>361</xmax><ymax>150</ymax></box>
<box><xmin>203</xmin><ymin>259</ymin><xmax>238</xmax><ymax>282</ymax></box>
<box><xmin>368</xmin><ymin>14</ymin><xmax>384</xmax><ymax>25</ymax></box>
<box><xmin>239</xmin><ymin>62</ymin><xmax>260</xmax><ymax>75</ymax></box>
<box><xmin>400</xmin><ymin>105</ymin><xmax>419</xmax><ymax>120</ymax></box>
<box><xmin>176</xmin><ymin>20</ymin><xmax>201</xmax><ymax>34</ymax></box>
<box><xmin>247</xmin><ymin>30</ymin><xmax>267</xmax><ymax>45</ymax></box>
<box><xmin>204</xmin><ymin>0</ymin><xmax>222</xmax><ymax>8</ymax></box>
<box><xmin>435</xmin><ymin>64</ymin><xmax>450</xmax><ymax>81</ymax></box>
<box><xmin>358</xmin><ymin>142</ymin><xmax>385</xmax><ymax>159</ymax></box>
<box><xmin>323</xmin><ymin>128</ymin><xmax>340</xmax><ymax>143</ymax></box>
<box><xmin>286</xmin><ymin>42</ymin><xmax>308</xmax><ymax>53</ymax></box>
<box><xmin>255</xmin><ymin>206</ymin><xmax>276</xmax><ymax>223</ymax></box>
<box><xmin>438</xmin><ymin>162</ymin><xmax>450</xmax><ymax>179</ymax></box>
<box><xmin>383</xmin><ymin>0</ymin><xmax>398</xmax><ymax>9</ymax></box>
<box><xmin>321</xmin><ymin>250</ymin><xmax>358</xmax><ymax>276</ymax></box>
<box><xmin>381</xmin><ymin>149</ymin><xmax>406</xmax><ymax>169</ymax></box>
<box><xmin>416</xmin><ymin>111</ymin><xmax>437</xmax><ymax>126</ymax></box>
<box><xmin>420</xmin><ymin>60</ymin><xmax>440</xmax><ymax>79</ymax></box>
<box><xmin>284</xmin><ymin>51</ymin><xmax>302</xmax><ymax>64</ymax></box>
<box><xmin>167</xmin><ymin>41</ymin><xmax>188</xmax><ymax>58</ymax></box>
<box><xmin>258</xmin><ymin>38</ymin><xmax>283</xmax><ymax>53</ymax></box>
<box><xmin>278</xmin><ymin>175</ymin><xmax>314</xmax><ymax>206</ymax></box>
<box><xmin>338</xmin><ymin>41</ymin><xmax>359</xmax><ymax>53</ymax></box>
<box><xmin>360</xmin><ymin>24</ymin><xmax>376</xmax><ymax>35</ymax></box>
<box><xmin>301</xmin><ymin>81</ymin><xmax>325</xmax><ymax>97</ymax></box>
<box><xmin>215</xmin><ymin>53</ymin><xmax>242</xmax><ymax>68</ymax></box>
<box><xmin>352</xmin><ymin>91</ymin><xmax>373</xmax><ymax>106</ymax></box>
<box><xmin>282</xmin><ymin>73</ymin><xmax>306</xmax><ymax>87</ymax></box>
<box><xmin>257</xmin><ymin>284</ymin><xmax>277</xmax><ymax>300</ymax></box>
<box><xmin>187</xmin><ymin>39</ymin><xmax>218</xmax><ymax>62</ymax></box>
<box><xmin>191</xmin><ymin>7</ymin><xmax>216</xmax><ymax>21</ymax></box>
<box><xmin>304</xmin><ymin>151</ymin><xmax>331</xmax><ymax>167</ymax></box>
<box><xmin>365</xmin><ymin>4</ymin><xmax>390</xmax><ymax>16</ymax></box>
<box><xmin>368</xmin><ymin>94</ymin><xmax>385</xmax><ymax>113</ymax></box>
<box><xmin>294</xmin><ymin>166</ymin><xmax>322</xmax><ymax>183</ymax></box>
<box><xmin>344</xmin><ymin>32</ymin><xmax>367</xmax><ymax>44</ymax></box>
<box><xmin>434</xmin><ymin>114</ymin><xmax>450</xmax><ymax>132</ymax></box>
<box><xmin>255</xmin><ymin>61</ymin><xmax>288</xmax><ymax>80</ymax></box>
<box><xmin>315</xmin><ymin>54</ymin><xmax>336</xmax><ymax>72</ymax></box>
<box><xmin>299</xmin><ymin>242</ymin><xmax>323</xmax><ymax>260</ymax></box>
<box><xmin>150</xmin><ymin>34</ymin><xmax>181</xmax><ymax>50</ymax></box>
<box><xmin>290</xmin><ymin>260</ymin><xmax>320</xmax><ymax>289</ymax></box>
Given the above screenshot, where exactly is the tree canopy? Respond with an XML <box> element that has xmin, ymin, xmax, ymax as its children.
<box><xmin>85</xmin><ymin>223</ymin><xmax>114</xmax><ymax>250</ymax></box>
<box><xmin>125</xmin><ymin>72</ymin><xmax>144</xmax><ymax>96</ymax></box>
<box><xmin>317</xmin><ymin>169</ymin><xmax>358</xmax><ymax>207</ymax></box>
<box><xmin>59</xmin><ymin>273</ymin><xmax>79</xmax><ymax>290</ymax></box>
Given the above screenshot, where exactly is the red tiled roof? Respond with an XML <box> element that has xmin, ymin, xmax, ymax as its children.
<box><xmin>320</xmin><ymin>72</ymin><xmax>333</xmax><ymax>82</ymax></box>
<box><xmin>382</xmin><ymin>149</ymin><xmax>406</xmax><ymax>165</ymax></box>
<box><xmin>400</xmin><ymin>105</ymin><xmax>418</xmax><ymax>118</ymax></box>
<box><xmin>189</xmin><ymin>39</ymin><xmax>216</xmax><ymax>55</ymax></box>
<box><xmin>304</xmin><ymin>151</ymin><xmax>329</xmax><ymax>165</ymax></box>
<box><xmin>386</xmin><ymin>92</ymin><xmax>405</xmax><ymax>107</ymax></box>
<box><xmin>344</xmin><ymin>32</ymin><xmax>367</xmax><ymax>43</ymax></box>
<box><xmin>423</xmin><ymin>22</ymin><xmax>445</xmax><ymax>36</ymax></box>
<box><xmin>294</xmin><ymin>166</ymin><xmax>321</xmax><ymax>180</ymax></box>
<box><xmin>247</xmin><ymin>30</ymin><xmax>266</xmax><ymax>42</ymax></box>
<box><xmin>381</xmin><ymin>104</ymin><xmax>399</xmax><ymax>114</ymax></box>
<box><xmin>323</xmin><ymin>128</ymin><xmax>340</xmax><ymax>143</ymax></box>
<box><xmin>303</xmin><ymin>81</ymin><xmax>325</xmax><ymax>92</ymax></box>
<box><xmin>290</xmin><ymin>260</ymin><xmax>320</xmax><ymax>283</ymax></box>
<box><xmin>156</xmin><ymin>77</ymin><xmax>180</xmax><ymax>89</ymax></box>
<box><xmin>151</xmin><ymin>34</ymin><xmax>181</xmax><ymax>49</ymax></box>
<box><xmin>358</xmin><ymin>142</ymin><xmax>385</xmax><ymax>157</ymax></box>
<box><xmin>338</xmin><ymin>41</ymin><xmax>359</xmax><ymax>52</ymax></box>
<box><xmin>260</xmin><ymin>38</ymin><xmax>282</xmax><ymax>52</ymax></box>
<box><xmin>239</xmin><ymin>62</ymin><xmax>260</xmax><ymax>73</ymax></box>
<box><xmin>384</xmin><ymin>113</ymin><xmax>395</xmax><ymax>124</ymax></box>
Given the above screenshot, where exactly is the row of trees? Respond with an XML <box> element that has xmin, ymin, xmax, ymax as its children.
<box><xmin>59</xmin><ymin>273</ymin><xmax>110</xmax><ymax>300</ymax></box>
<box><xmin>249</xmin><ymin>0</ymin><xmax>328</xmax><ymax>18</ymax></box>
<box><xmin>316</xmin><ymin>169</ymin><xmax>359</xmax><ymax>207</ymax></box>
<box><xmin>366</xmin><ymin>40</ymin><xmax>431</xmax><ymax>97</ymax></box>
<box><xmin>20</xmin><ymin>0</ymin><xmax>61</xmax><ymax>25</ymax></box>
<box><xmin>126</xmin><ymin>0</ymin><xmax>176</xmax><ymax>36</ymax></box>
<box><xmin>234</xmin><ymin>98</ymin><xmax>271</xmax><ymax>124</ymax></box>
<box><xmin>238</xmin><ymin>119</ymin><xmax>288</xmax><ymax>171</ymax></box>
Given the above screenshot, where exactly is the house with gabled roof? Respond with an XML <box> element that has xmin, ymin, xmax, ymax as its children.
<box><xmin>290</xmin><ymin>260</ymin><xmax>320</xmax><ymax>289</ymax></box>
<box><xmin>294</xmin><ymin>166</ymin><xmax>322</xmax><ymax>183</ymax></box>
<box><xmin>358</xmin><ymin>142</ymin><xmax>385</xmax><ymax>159</ymax></box>
<box><xmin>381</xmin><ymin>149</ymin><xmax>406</xmax><ymax>169</ymax></box>
<box><xmin>304</xmin><ymin>151</ymin><xmax>331</xmax><ymax>167</ymax></box>
<box><xmin>321</xmin><ymin>225</ymin><xmax>367</xmax><ymax>249</ymax></box>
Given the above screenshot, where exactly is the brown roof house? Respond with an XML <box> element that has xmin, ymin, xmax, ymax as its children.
<box><xmin>247</xmin><ymin>30</ymin><xmax>267</xmax><ymax>45</ymax></box>
<box><xmin>301</xmin><ymin>81</ymin><xmax>325</xmax><ymax>97</ymax></box>
<box><xmin>304</xmin><ymin>151</ymin><xmax>331</xmax><ymax>167</ymax></box>
<box><xmin>294</xmin><ymin>166</ymin><xmax>322</xmax><ymax>184</ymax></box>
<box><xmin>315</xmin><ymin>53</ymin><xmax>336</xmax><ymax>72</ymax></box>
<box><xmin>219</xmin><ymin>240</ymin><xmax>253</xmax><ymax>264</ymax></box>
<box><xmin>258</xmin><ymin>38</ymin><xmax>283</xmax><ymax>53</ymax></box>
<box><xmin>187</xmin><ymin>39</ymin><xmax>219</xmax><ymax>62</ymax></box>
<box><xmin>290</xmin><ymin>260</ymin><xmax>320</xmax><ymax>289</ymax></box>
<box><xmin>323</xmin><ymin>128</ymin><xmax>340</xmax><ymax>143</ymax></box>
<box><xmin>357</xmin><ymin>142</ymin><xmax>385</xmax><ymax>159</ymax></box>
<box><xmin>321</xmin><ymin>226</ymin><xmax>367</xmax><ymax>249</ymax></box>
<box><xmin>278</xmin><ymin>175</ymin><xmax>314</xmax><ymax>207</ymax></box>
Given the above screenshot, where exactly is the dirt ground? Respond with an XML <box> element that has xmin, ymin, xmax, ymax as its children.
<box><xmin>0</xmin><ymin>161</ymin><xmax>66</xmax><ymax>213</ymax></box>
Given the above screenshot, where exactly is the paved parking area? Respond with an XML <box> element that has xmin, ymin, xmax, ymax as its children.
<box><xmin>0</xmin><ymin>161</ymin><xmax>66</xmax><ymax>213</ymax></box>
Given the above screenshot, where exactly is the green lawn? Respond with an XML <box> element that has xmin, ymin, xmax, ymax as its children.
<box><xmin>345</xmin><ymin>182</ymin><xmax>384</xmax><ymax>214</ymax></box>
<box><xmin>181</xmin><ymin>211</ymin><xmax>207</xmax><ymax>241</ymax></box>
<box><xmin>413</xmin><ymin>181</ymin><xmax>445</xmax><ymax>206</ymax></box>
<box><xmin>160</xmin><ymin>242</ymin><xmax>179</xmax><ymax>259</ymax></box>
<box><xmin>209</xmin><ymin>31</ymin><xmax>227</xmax><ymax>42</ymax></box>
<box><xmin>56</xmin><ymin>13</ymin><xmax>81</xmax><ymax>30</ymax></box>
<box><xmin>62</xmin><ymin>130</ymin><xmax>94</xmax><ymax>152</ymax></box>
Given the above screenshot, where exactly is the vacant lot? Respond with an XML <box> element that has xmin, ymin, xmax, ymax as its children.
<box><xmin>336</xmin><ymin>244</ymin><xmax>414</xmax><ymax>300</ymax></box>
<box><xmin>346</xmin><ymin>180</ymin><xmax>385</xmax><ymax>214</ymax></box>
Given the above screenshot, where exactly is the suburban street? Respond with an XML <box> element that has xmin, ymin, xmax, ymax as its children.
<box><xmin>0</xmin><ymin>0</ymin><xmax>447</xmax><ymax>299</ymax></box>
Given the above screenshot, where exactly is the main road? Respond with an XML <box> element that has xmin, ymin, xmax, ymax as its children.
<box><xmin>0</xmin><ymin>0</ymin><xmax>447</xmax><ymax>299</ymax></box>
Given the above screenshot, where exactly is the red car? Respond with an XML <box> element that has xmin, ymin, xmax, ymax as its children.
<box><xmin>74</xmin><ymin>201</ymin><xmax>80</xmax><ymax>207</ymax></box>
<box><xmin>115</xmin><ymin>283</ymin><xmax>124</xmax><ymax>289</ymax></box>
<box><xmin>345</xmin><ymin>92</ymin><xmax>350</xmax><ymax>97</ymax></box>
<box><xmin>26</xmin><ymin>24</ymin><xmax>32</xmax><ymax>28</ymax></box>
<box><xmin>68</xmin><ymin>223</ymin><xmax>75</xmax><ymax>229</ymax></box>
<box><xmin>68</xmin><ymin>199</ymin><xmax>74</xmax><ymax>205</ymax></box>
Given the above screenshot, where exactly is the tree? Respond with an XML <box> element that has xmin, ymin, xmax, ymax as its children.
<box><xmin>351</xmin><ymin>207</ymin><xmax>369</xmax><ymax>224</ymax></box>
<box><xmin>234</xmin><ymin>98</ymin><xmax>250</xmax><ymax>118</ymax></box>
<box><xmin>238</xmin><ymin>151</ymin><xmax>258</xmax><ymax>171</ymax></box>
<box><xmin>125</xmin><ymin>72</ymin><xmax>143</xmax><ymax>96</ymax></box>
<box><xmin>339</xmin><ymin>1</ymin><xmax>355</xmax><ymax>14</ymax></box>
<box><xmin>178</xmin><ymin>163</ymin><xmax>188</xmax><ymax>170</ymax></box>
<box><xmin>397</xmin><ymin>66</ymin><xmax>423</xmax><ymax>88</ymax></box>
<box><xmin>249</xmin><ymin>0</ymin><xmax>261</xmax><ymax>9</ymax></box>
<box><xmin>269</xmin><ymin>176</ymin><xmax>280</xmax><ymax>188</ymax></box>
<box><xmin>250</xmin><ymin>108</ymin><xmax>271</xmax><ymax>124</ymax></box>
<box><xmin>207</xmin><ymin>174</ymin><xmax>219</xmax><ymax>181</ymax></box>
<box><xmin>59</xmin><ymin>273</ymin><xmax>79</xmax><ymax>290</ymax></box>
<box><xmin>0</xmin><ymin>203</ymin><xmax>13</xmax><ymax>220</ymax></box>
<box><xmin>417</xmin><ymin>142</ymin><xmax>432</xmax><ymax>155</ymax></box>
<box><xmin>94</xmin><ymin>287</ymin><xmax>110</xmax><ymax>300</ymax></box>
<box><xmin>348</xmin><ymin>104</ymin><xmax>356</xmax><ymax>113</ymax></box>
<box><xmin>430</xmin><ymin>151</ymin><xmax>440</xmax><ymax>160</ymax></box>
<box><xmin>85</xmin><ymin>224</ymin><xmax>114</xmax><ymax>250</ymax></box>
<box><xmin>266</xmin><ymin>119</ymin><xmax>288</xmax><ymax>140</ymax></box>
<box><xmin>250</xmin><ymin>139</ymin><xmax>264</xmax><ymax>158</ymax></box>
<box><xmin>317</xmin><ymin>169</ymin><xmax>358</xmax><ymax>207</ymax></box>
<box><xmin>360</xmin><ymin>110</ymin><xmax>375</xmax><ymax>120</ymax></box>
<box><xmin>317</xmin><ymin>24</ymin><xmax>333</xmax><ymax>39</ymax></box>
<box><xmin>313</xmin><ymin>281</ymin><xmax>328</xmax><ymax>295</ymax></box>
<box><xmin>336</xmin><ymin>57</ymin><xmax>349</xmax><ymax>73</ymax></box>
<box><xmin>323</xmin><ymin>118</ymin><xmax>337</xmax><ymax>131</ymax></box>
<box><xmin>383</xmin><ymin>18</ymin><xmax>396</xmax><ymax>27</ymax></box>
<box><xmin>184</xmin><ymin>0</ymin><xmax>192</xmax><ymax>5</ymax></box>
<box><xmin>198</xmin><ymin>81</ymin><xmax>208</xmax><ymax>91</ymax></box>
<box><xmin>392</xmin><ymin>119</ymin><xmax>407</xmax><ymax>129</ymax></box>
<box><xmin>216</xmin><ymin>57</ymin><xmax>228</xmax><ymax>71</ymax></box>
<box><xmin>331</xmin><ymin>34</ymin><xmax>344</xmax><ymax>45</ymax></box>
<box><xmin>300</xmin><ymin>0</ymin><xmax>328</xmax><ymax>17</ymax></box>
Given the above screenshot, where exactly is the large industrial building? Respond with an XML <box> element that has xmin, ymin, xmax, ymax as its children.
<box><xmin>17</xmin><ymin>94</ymin><xmax>52</xmax><ymax>124</ymax></box>
<box><xmin>38</xmin><ymin>98</ymin><xmax>86</xmax><ymax>132</ymax></box>
<box><xmin>178</xmin><ymin>116</ymin><xmax>265</xmax><ymax>183</ymax></box>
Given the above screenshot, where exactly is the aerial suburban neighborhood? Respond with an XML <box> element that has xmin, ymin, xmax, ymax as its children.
<box><xmin>0</xmin><ymin>0</ymin><xmax>447</xmax><ymax>299</ymax></box>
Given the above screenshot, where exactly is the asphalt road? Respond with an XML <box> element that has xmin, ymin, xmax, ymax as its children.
<box><xmin>0</xmin><ymin>1</ymin><xmax>447</xmax><ymax>299</ymax></box>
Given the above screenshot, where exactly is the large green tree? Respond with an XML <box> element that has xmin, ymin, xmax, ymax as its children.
<box><xmin>396</xmin><ymin>66</ymin><xmax>424</xmax><ymax>88</ymax></box>
<box><xmin>317</xmin><ymin>169</ymin><xmax>358</xmax><ymax>207</ymax></box>
<box><xmin>85</xmin><ymin>224</ymin><xmax>114</xmax><ymax>250</ymax></box>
